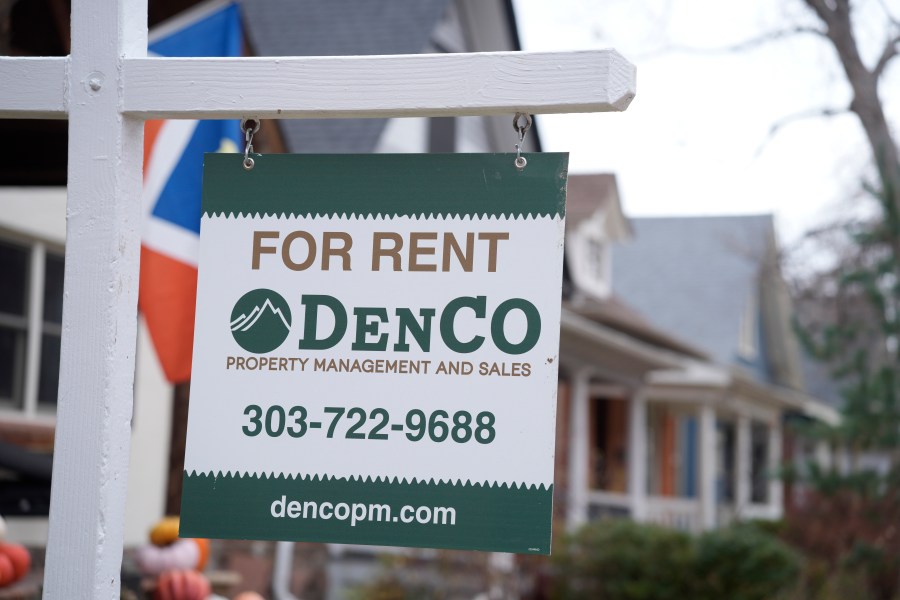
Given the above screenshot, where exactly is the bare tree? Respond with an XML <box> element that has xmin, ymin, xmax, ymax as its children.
<box><xmin>801</xmin><ymin>0</ymin><xmax>899</xmax><ymax>216</ymax></box>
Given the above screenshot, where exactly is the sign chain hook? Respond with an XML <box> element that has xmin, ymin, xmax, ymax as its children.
<box><xmin>241</xmin><ymin>117</ymin><xmax>261</xmax><ymax>171</ymax></box>
<box><xmin>513</xmin><ymin>113</ymin><xmax>532</xmax><ymax>171</ymax></box>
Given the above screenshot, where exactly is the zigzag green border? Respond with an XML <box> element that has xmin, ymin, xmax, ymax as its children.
<box><xmin>183</xmin><ymin>470</ymin><xmax>551</xmax><ymax>491</ymax></box>
<box><xmin>180</xmin><ymin>470</ymin><xmax>553</xmax><ymax>554</ymax></box>
<box><xmin>202</xmin><ymin>153</ymin><xmax>568</xmax><ymax>219</ymax></box>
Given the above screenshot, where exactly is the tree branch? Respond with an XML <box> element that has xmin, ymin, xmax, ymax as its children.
<box><xmin>755</xmin><ymin>106</ymin><xmax>849</xmax><ymax>155</ymax></box>
<box><xmin>873</xmin><ymin>33</ymin><xmax>900</xmax><ymax>79</ymax></box>
<box><xmin>875</xmin><ymin>0</ymin><xmax>900</xmax><ymax>28</ymax></box>
<box><xmin>637</xmin><ymin>26</ymin><xmax>826</xmax><ymax>59</ymax></box>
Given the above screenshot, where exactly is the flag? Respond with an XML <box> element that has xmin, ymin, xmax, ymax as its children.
<box><xmin>140</xmin><ymin>0</ymin><xmax>242</xmax><ymax>383</ymax></box>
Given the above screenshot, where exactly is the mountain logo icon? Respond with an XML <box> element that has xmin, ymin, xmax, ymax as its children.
<box><xmin>229</xmin><ymin>289</ymin><xmax>292</xmax><ymax>353</ymax></box>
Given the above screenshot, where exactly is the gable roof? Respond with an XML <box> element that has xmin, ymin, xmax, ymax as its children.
<box><xmin>611</xmin><ymin>214</ymin><xmax>775</xmax><ymax>379</ymax></box>
<box><xmin>239</xmin><ymin>0</ymin><xmax>453</xmax><ymax>153</ymax></box>
<box><xmin>565</xmin><ymin>174</ymin><xmax>633</xmax><ymax>240</ymax></box>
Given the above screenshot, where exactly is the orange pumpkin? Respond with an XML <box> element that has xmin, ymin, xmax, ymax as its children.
<box><xmin>0</xmin><ymin>553</ymin><xmax>14</xmax><ymax>587</ymax></box>
<box><xmin>191</xmin><ymin>538</ymin><xmax>210</xmax><ymax>571</ymax></box>
<box><xmin>0</xmin><ymin>543</ymin><xmax>30</xmax><ymax>581</ymax></box>
<box><xmin>154</xmin><ymin>569</ymin><xmax>210</xmax><ymax>600</ymax></box>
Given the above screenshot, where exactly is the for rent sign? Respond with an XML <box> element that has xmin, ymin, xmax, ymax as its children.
<box><xmin>180</xmin><ymin>153</ymin><xmax>568</xmax><ymax>554</ymax></box>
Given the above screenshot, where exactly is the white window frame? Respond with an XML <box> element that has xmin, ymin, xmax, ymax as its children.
<box><xmin>0</xmin><ymin>231</ymin><xmax>63</xmax><ymax>424</ymax></box>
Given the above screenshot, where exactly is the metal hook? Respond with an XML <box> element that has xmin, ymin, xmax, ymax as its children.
<box><xmin>241</xmin><ymin>118</ymin><xmax>260</xmax><ymax>171</ymax></box>
<box><xmin>513</xmin><ymin>113</ymin><xmax>532</xmax><ymax>171</ymax></box>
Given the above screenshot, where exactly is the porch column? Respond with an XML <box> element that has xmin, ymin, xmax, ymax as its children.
<box><xmin>815</xmin><ymin>439</ymin><xmax>832</xmax><ymax>471</ymax></box>
<box><xmin>768</xmin><ymin>421</ymin><xmax>784</xmax><ymax>519</ymax></box>
<box><xmin>628</xmin><ymin>389</ymin><xmax>647</xmax><ymax>521</ymax></box>
<box><xmin>735</xmin><ymin>414</ymin><xmax>751</xmax><ymax>515</ymax></box>
<box><xmin>567</xmin><ymin>368</ymin><xmax>591</xmax><ymax>530</ymax></box>
<box><xmin>698</xmin><ymin>404</ymin><xmax>717</xmax><ymax>530</ymax></box>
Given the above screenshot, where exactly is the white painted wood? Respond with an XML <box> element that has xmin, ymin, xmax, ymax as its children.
<box><xmin>0</xmin><ymin>188</ymin><xmax>67</xmax><ymax>244</ymax></box>
<box><xmin>122</xmin><ymin>50</ymin><xmax>636</xmax><ymax>119</ymax></box>
<box><xmin>645</xmin><ymin>496</ymin><xmax>702</xmax><ymax>533</ymax></box>
<box><xmin>123</xmin><ymin>318</ymin><xmax>173</xmax><ymax>546</ymax></box>
<box><xmin>628</xmin><ymin>390</ymin><xmax>648</xmax><ymax>521</ymax></box>
<box><xmin>815</xmin><ymin>439</ymin><xmax>832</xmax><ymax>470</ymax></box>
<box><xmin>586</xmin><ymin>490</ymin><xmax>631</xmax><ymax>509</ymax></box>
<box><xmin>735</xmin><ymin>415</ymin><xmax>751</xmax><ymax>516</ymax></box>
<box><xmin>0</xmin><ymin>57</ymin><xmax>68</xmax><ymax>119</ymax></box>
<box><xmin>22</xmin><ymin>242</ymin><xmax>46</xmax><ymax>417</ymax></box>
<box><xmin>768</xmin><ymin>422</ymin><xmax>784</xmax><ymax>519</ymax></box>
<box><xmin>567</xmin><ymin>369</ymin><xmax>592</xmax><ymax>530</ymax></box>
<box><xmin>42</xmin><ymin>0</ymin><xmax>146</xmax><ymax>596</ymax></box>
<box><xmin>698</xmin><ymin>404</ymin><xmax>717</xmax><ymax>530</ymax></box>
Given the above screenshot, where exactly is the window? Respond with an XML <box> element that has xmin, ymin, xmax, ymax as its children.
<box><xmin>750</xmin><ymin>422</ymin><xmax>770</xmax><ymax>503</ymax></box>
<box><xmin>0</xmin><ymin>237</ymin><xmax>64</xmax><ymax>414</ymax></box>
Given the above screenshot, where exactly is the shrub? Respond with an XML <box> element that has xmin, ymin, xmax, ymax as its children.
<box><xmin>552</xmin><ymin>520</ymin><xmax>800</xmax><ymax>600</ymax></box>
<box><xmin>552</xmin><ymin>521</ymin><xmax>694</xmax><ymax>600</ymax></box>
<box><xmin>693</xmin><ymin>525</ymin><xmax>801</xmax><ymax>600</ymax></box>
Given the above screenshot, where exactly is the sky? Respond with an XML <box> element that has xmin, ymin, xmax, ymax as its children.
<box><xmin>513</xmin><ymin>0</ymin><xmax>900</xmax><ymax>245</ymax></box>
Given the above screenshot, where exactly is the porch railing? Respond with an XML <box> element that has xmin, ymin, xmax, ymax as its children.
<box><xmin>644</xmin><ymin>496</ymin><xmax>702</xmax><ymax>532</ymax></box>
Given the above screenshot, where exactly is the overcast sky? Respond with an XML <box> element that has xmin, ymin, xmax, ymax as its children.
<box><xmin>513</xmin><ymin>0</ymin><xmax>900</xmax><ymax>244</ymax></box>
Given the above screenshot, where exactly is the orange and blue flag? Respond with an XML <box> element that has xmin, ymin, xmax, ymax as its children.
<box><xmin>140</xmin><ymin>0</ymin><xmax>242</xmax><ymax>383</ymax></box>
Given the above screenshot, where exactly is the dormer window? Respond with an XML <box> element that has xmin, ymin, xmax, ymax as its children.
<box><xmin>738</xmin><ymin>293</ymin><xmax>758</xmax><ymax>360</ymax></box>
<box><xmin>568</xmin><ymin>216</ymin><xmax>612</xmax><ymax>300</ymax></box>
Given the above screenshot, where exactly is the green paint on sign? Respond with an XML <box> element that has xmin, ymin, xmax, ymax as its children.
<box><xmin>202</xmin><ymin>153</ymin><xmax>568</xmax><ymax>219</ymax></box>
<box><xmin>180</xmin><ymin>471</ymin><xmax>553</xmax><ymax>555</ymax></box>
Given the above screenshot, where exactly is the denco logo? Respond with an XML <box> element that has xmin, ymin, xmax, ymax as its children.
<box><xmin>230</xmin><ymin>289</ymin><xmax>292</xmax><ymax>353</ymax></box>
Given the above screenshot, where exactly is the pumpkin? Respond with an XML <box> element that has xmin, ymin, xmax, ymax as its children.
<box><xmin>150</xmin><ymin>516</ymin><xmax>181</xmax><ymax>546</ymax></box>
<box><xmin>137</xmin><ymin>539</ymin><xmax>200</xmax><ymax>576</ymax></box>
<box><xmin>192</xmin><ymin>538</ymin><xmax>210</xmax><ymax>571</ymax></box>
<box><xmin>0</xmin><ymin>543</ymin><xmax>30</xmax><ymax>581</ymax></box>
<box><xmin>154</xmin><ymin>569</ymin><xmax>211</xmax><ymax>600</ymax></box>
<box><xmin>0</xmin><ymin>553</ymin><xmax>14</xmax><ymax>587</ymax></box>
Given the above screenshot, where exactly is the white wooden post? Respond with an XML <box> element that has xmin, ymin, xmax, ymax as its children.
<box><xmin>815</xmin><ymin>439</ymin><xmax>832</xmax><ymax>471</ymax></box>
<box><xmin>698</xmin><ymin>404</ymin><xmax>717</xmax><ymax>530</ymax></box>
<box><xmin>22</xmin><ymin>243</ymin><xmax>46</xmax><ymax>417</ymax></box>
<box><xmin>41</xmin><ymin>0</ymin><xmax>147</xmax><ymax>596</ymax></box>
<box><xmin>768</xmin><ymin>421</ymin><xmax>784</xmax><ymax>519</ymax></box>
<box><xmin>735</xmin><ymin>414</ymin><xmax>751</xmax><ymax>515</ymax></box>
<box><xmin>567</xmin><ymin>369</ymin><xmax>591</xmax><ymax>530</ymax></box>
<box><xmin>566</xmin><ymin>369</ymin><xmax>591</xmax><ymax>530</ymax></box>
<box><xmin>0</xmin><ymin>2</ymin><xmax>635</xmax><ymax>593</ymax></box>
<box><xmin>628</xmin><ymin>389</ymin><xmax>648</xmax><ymax>521</ymax></box>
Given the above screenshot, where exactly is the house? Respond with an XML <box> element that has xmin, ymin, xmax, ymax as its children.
<box><xmin>554</xmin><ymin>201</ymin><xmax>838</xmax><ymax>533</ymax></box>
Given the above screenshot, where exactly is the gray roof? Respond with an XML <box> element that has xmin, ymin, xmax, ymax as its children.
<box><xmin>611</xmin><ymin>215</ymin><xmax>774</xmax><ymax>379</ymax></box>
<box><xmin>239</xmin><ymin>0</ymin><xmax>452</xmax><ymax>153</ymax></box>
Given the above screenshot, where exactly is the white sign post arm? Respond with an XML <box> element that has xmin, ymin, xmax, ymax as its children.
<box><xmin>0</xmin><ymin>2</ymin><xmax>636</xmax><ymax>593</ymax></box>
<box><xmin>121</xmin><ymin>50</ymin><xmax>636</xmax><ymax>118</ymax></box>
<box><xmin>41</xmin><ymin>0</ymin><xmax>147</xmax><ymax>597</ymax></box>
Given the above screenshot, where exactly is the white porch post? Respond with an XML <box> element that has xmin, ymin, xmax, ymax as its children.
<box><xmin>768</xmin><ymin>420</ymin><xmax>784</xmax><ymax>519</ymax></box>
<box><xmin>815</xmin><ymin>439</ymin><xmax>832</xmax><ymax>471</ymax></box>
<box><xmin>698</xmin><ymin>404</ymin><xmax>717</xmax><ymax>530</ymax></box>
<box><xmin>628</xmin><ymin>389</ymin><xmax>648</xmax><ymax>521</ymax></box>
<box><xmin>42</xmin><ymin>0</ymin><xmax>146</xmax><ymax>595</ymax></box>
<box><xmin>567</xmin><ymin>369</ymin><xmax>591</xmax><ymax>530</ymax></box>
<box><xmin>735</xmin><ymin>414</ymin><xmax>751</xmax><ymax>516</ymax></box>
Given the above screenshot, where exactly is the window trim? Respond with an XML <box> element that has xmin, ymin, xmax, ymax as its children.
<box><xmin>0</xmin><ymin>232</ymin><xmax>62</xmax><ymax>423</ymax></box>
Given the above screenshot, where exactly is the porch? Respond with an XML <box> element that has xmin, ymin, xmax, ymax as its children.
<box><xmin>561</xmin><ymin>368</ymin><xmax>785</xmax><ymax>534</ymax></box>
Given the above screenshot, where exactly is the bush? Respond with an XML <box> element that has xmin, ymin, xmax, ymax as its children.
<box><xmin>551</xmin><ymin>521</ymin><xmax>694</xmax><ymax>600</ymax></box>
<box><xmin>552</xmin><ymin>520</ymin><xmax>800</xmax><ymax>600</ymax></box>
<box><xmin>693</xmin><ymin>525</ymin><xmax>801</xmax><ymax>600</ymax></box>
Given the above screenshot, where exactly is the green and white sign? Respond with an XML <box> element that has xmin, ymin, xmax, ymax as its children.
<box><xmin>181</xmin><ymin>153</ymin><xmax>568</xmax><ymax>554</ymax></box>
